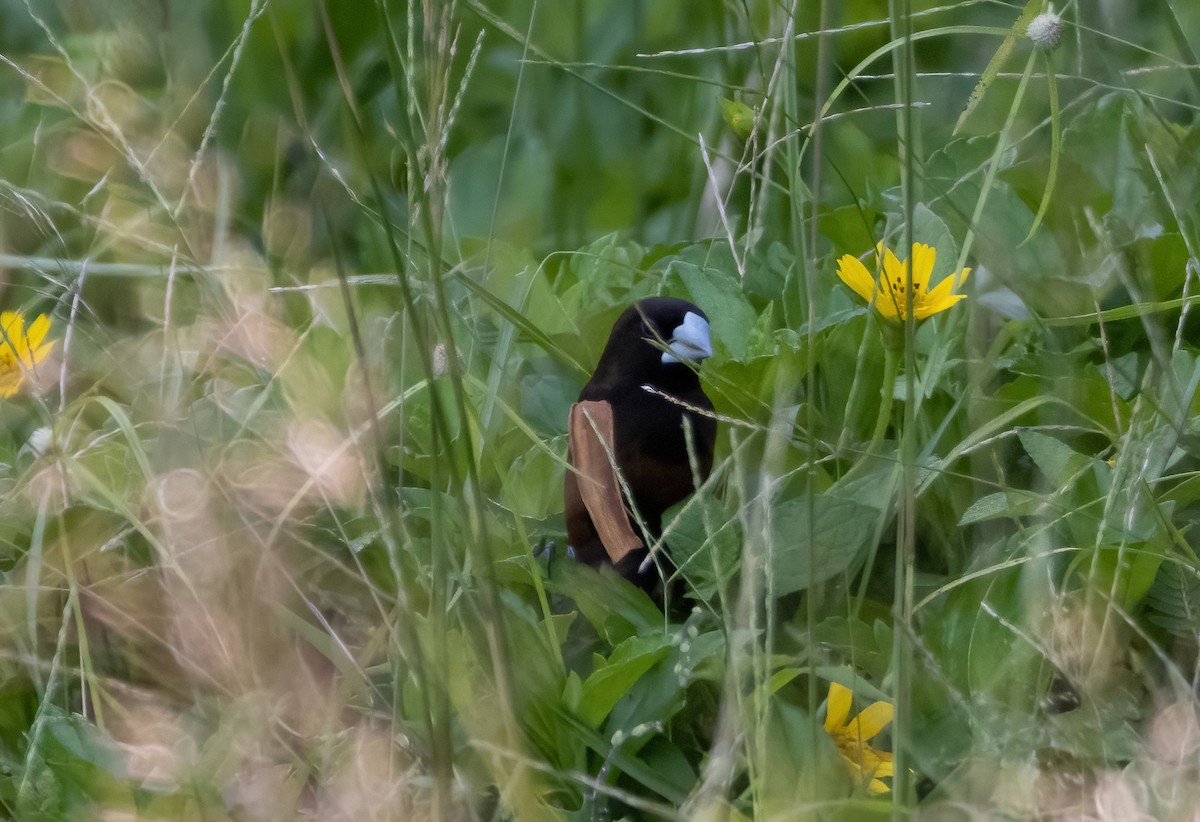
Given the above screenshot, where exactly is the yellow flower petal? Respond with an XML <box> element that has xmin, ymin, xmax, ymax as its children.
<box><xmin>910</xmin><ymin>243</ymin><xmax>935</xmax><ymax>291</ymax></box>
<box><xmin>922</xmin><ymin>272</ymin><xmax>955</xmax><ymax>302</ymax></box>
<box><xmin>0</xmin><ymin>349</ymin><xmax>22</xmax><ymax>398</ymax></box>
<box><xmin>25</xmin><ymin>314</ymin><xmax>51</xmax><ymax>351</ymax></box>
<box><xmin>1</xmin><ymin>312</ymin><xmax>24</xmax><ymax>340</ymax></box>
<box><xmin>917</xmin><ymin>295</ymin><xmax>967</xmax><ymax>320</ymax></box>
<box><xmin>824</xmin><ymin>681</ymin><xmax>896</xmax><ymax>795</ymax></box>
<box><xmin>915</xmin><ymin>287</ymin><xmax>966</xmax><ymax>321</ymax></box>
<box><xmin>0</xmin><ymin>311</ymin><xmax>54</xmax><ymax>398</ymax></box>
<box><xmin>825</xmin><ymin>681</ymin><xmax>852</xmax><ymax>732</ymax></box>
<box><xmin>839</xmin><ymin>755</ymin><xmax>866</xmax><ymax>782</ymax></box>
<box><xmin>869</xmin><ymin>758</ymin><xmax>895</xmax><ymax>778</ymax></box>
<box><xmin>845</xmin><ymin>700</ymin><xmax>894</xmax><ymax>741</ymax></box>
<box><xmin>856</xmin><ymin>747</ymin><xmax>893</xmax><ymax>775</ymax></box>
<box><xmin>881</xmin><ymin>245</ymin><xmax>905</xmax><ymax>284</ymax></box>
<box><xmin>875</xmin><ymin>292</ymin><xmax>901</xmax><ymax>320</ymax></box>
<box><xmin>836</xmin><ymin>254</ymin><xmax>879</xmax><ymax>307</ymax></box>
<box><xmin>879</xmin><ymin>247</ymin><xmax>913</xmax><ymax>317</ymax></box>
<box><xmin>922</xmin><ymin>261</ymin><xmax>971</xmax><ymax>307</ymax></box>
<box><xmin>839</xmin><ymin>243</ymin><xmax>967</xmax><ymax>322</ymax></box>
<box><xmin>867</xmin><ymin>777</ymin><xmax>891</xmax><ymax>795</ymax></box>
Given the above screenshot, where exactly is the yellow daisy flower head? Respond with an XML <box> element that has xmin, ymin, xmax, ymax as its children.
<box><xmin>823</xmin><ymin>681</ymin><xmax>894</xmax><ymax>795</ymax></box>
<box><xmin>0</xmin><ymin>311</ymin><xmax>55</xmax><ymax>398</ymax></box>
<box><xmin>836</xmin><ymin>242</ymin><xmax>970</xmax><ymax>322</ymax></box>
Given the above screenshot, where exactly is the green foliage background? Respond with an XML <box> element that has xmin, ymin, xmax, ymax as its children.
<box><xmin>1</xmin><ymin>0</ymin><xmax>1199</xmax><ymax>818</ymax></box>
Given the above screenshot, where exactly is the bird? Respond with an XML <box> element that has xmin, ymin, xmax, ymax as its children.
<box><xmin>563</xmin><ymin>297</ymin><xmax>717</xmax><ymax>596</ymax></box>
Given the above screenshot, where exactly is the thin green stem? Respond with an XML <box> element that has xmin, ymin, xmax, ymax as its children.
<box><xmin>870</xmin><ymin>340</ymin><xmax>900</xmax><ymax>451</ymax></box>
<box><xmin>806</xmin><ymin>0</ymin><xmax>833</xmax><ymax>800</ymax></box>
<box><xmin>890</xmin><ymin>0</ymin><xmax>918</xmax><ymax>809</ymax></box>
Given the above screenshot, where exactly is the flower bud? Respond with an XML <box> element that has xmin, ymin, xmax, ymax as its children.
<box><xmin>1027</xmin><ymin>11</ymin><xmax>1063</xmax><ymax>50</ymax></box>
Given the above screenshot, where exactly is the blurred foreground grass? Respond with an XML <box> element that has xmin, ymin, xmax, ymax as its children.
<box><xmin>1</xmin><ymin>0</ymin><xmax>1200</xmax><ymax>819</ymax></box>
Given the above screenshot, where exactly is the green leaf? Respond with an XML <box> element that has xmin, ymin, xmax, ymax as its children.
<box><xmin>771</xmin><ymin>495</ymin><xmax>874</xmax><ymax>594</ymax></box>
<box><xmin>959</xmin><ymin>489</ymin><xmax>1045</xmax><ymax>525</ymax></box>
<box><xmin>1145</xmin><ymin>560</ymin><xmax>1200</xmax><ymax>639</ymax></box>
<box><xmin>662</xmin><ymin>492</ymin><xmax>741</xmax><ymax>602</ymax></box>
<box><xmin>668</xmin><ymin>260</ymin><xmax>759</xmax><ymax>362</ymax></box>
<box><xmin>1023</xmin><ymin>48</ymin><xmax>1061</xmax><ymax>243</ymax></box>
<box><xmin>771</xmin><ymin>467</ymin><xmax>898</xmax><ymax>595</ymax></box>
<box><xmin>498</xmin><ymin>442</ymin><xmax>563</xmax><ymax>520</ymax></box>
<box><xmin>549</xmin><ymin>561</ymin><xmax>664</xmax><ymax>644</ymax></box>
<box><xmin>520</xmin><ymin>373</ymin><xmax>578</xmax><ymax>435</ymax></box>
<box><xmin>635</xmin><ymin>736</ymin><xmax>698</xmax><ymax>799</ymax></box>
<box><xmin>911</xmin><ymin>203</ymin><xmax>959</xmax><ymax>286</ymax></box>
<box><xmin>561</xmin><ymin>234</ymin><xmax>648</xmax><ymax>305</ymax></box>
<box><xmin>455</xmin><ymin>271</ymin><xmax>588</xmax><ymax>376</ymax></box>
<box><xmin>578</xmin><ymin>636</ymin><xmax>672</xmax><ymax>728</ymax></box>
<box><xmin>1071</xmin><ymin>543</ymin><xmax>1164</xmax><ymax>610</ymax></box>
<box><xmin>603</xmin><ymin>648</ymin><xmax>689</xmax><ymax>742</ymax></box>
<box><xmin>16</xmin><ymin>706</ymin><xmax>128</xmax><ymax>818</ymax></box>
<box><xmin>1018</xmin><ymin>429</ymin><xmax>1093</xmax><ymax>487</ymax></box>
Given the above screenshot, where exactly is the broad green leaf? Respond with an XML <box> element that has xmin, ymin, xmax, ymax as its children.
<box><xmin>550</xmin><ymin>561</ymin><xmax>664</xmax><ymax>644</ymax></box>
<box><xmin>636</xmin><ymin>736</ymin><xmax>699</xmax><ymax>800</ymax></box>
<box><xmin>771</xmin><ymin>467</ymin><xmax>898</xmax><ymax>595</ymax></box>
<box><xmin>663</xmin><ymin>492</ymin><xmax>741</xmax><ymax>602</ymax></box>
<box><xmin>959</xmin><ymin>489</ymin><xmax>1044</xmax><ymax>525</ymax></box>
<box><xmin>771</xmin><ymin>494</ymin><xmax>876</xmax><ymax>594</ymax></box>
<box><xmin>912</xmin><ymin>203</ymin><xmax>959</xmax><ymax>287</ymax></box>
<box><xmin>498</xmin><ymin>441</ymin><xmax>564</xmax><ymax>520</ymax></box>
<box><xmin>520</xmin><ymin>373</ymin><xmax>579</xmax><ymax>435</ymax></box>
<box><xmin>1018</xmin><ymin>429</ymin><xmax>1093</xmax><ymax>487</ymax></box>
<box><xmin>1145</xmin><ymin>560</ymin><xmax>1200</xmax><ymax>639</ymax></box>
<box><xmin>1071</xmin><ymin>543</ymin><xmax>1165</xmax><ymax>609</ymax></box>
<box><xmin>603</xmin><ymin>648</ymin><xmax>689</xmax><ymax>744</ymax></box>
<box><xmin>668</xmin><ymin>260</ymin><xmax>758</xmax><ymax>362</ymax></box>
<box><xmin>578</xmin><ymin>635</ymin><xmax>672</xmax><ymax>728</ymax></box>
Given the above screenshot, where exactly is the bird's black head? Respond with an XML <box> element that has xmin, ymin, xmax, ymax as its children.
<box><xmin>589</xmin><ymin>297</ymin><xmax>713</xmax><ymax>387</ymax></box>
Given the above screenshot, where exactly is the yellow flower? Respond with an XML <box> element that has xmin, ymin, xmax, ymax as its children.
<box><xmin>836</xmin><ymin>242</ymin><xmax>970</xmax><ymax>321</ymax></box>
<box><xmin>0</xmin><ymin>312</ymin><xmax>55</xmax><ymax>398</ymax></box>
<box><xmin>824</xmin><ymin>681</ymin><xmax>894</xmax><ymax>795</ymax></box>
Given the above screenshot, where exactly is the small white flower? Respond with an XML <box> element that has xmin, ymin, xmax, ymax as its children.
<box><xmin>1027</xmin><ymin>11</ymin><xmax>1063</xmax><ymax>50</ymax></box>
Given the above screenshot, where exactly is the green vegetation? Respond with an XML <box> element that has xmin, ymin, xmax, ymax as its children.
<box><xmin>1</xmin><ymin>0</ymin><xmax>1199</xmax><ymax>818</ymax></box>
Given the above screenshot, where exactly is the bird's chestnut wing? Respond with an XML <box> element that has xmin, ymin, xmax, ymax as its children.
<box><xmin>565</xmin><ymin>400</ymin><xmax>644</xmax><ymax>564</ymax></box>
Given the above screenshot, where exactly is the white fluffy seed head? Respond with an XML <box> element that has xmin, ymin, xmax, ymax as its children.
<box><xmin>1027</xmin><ymin>11</ymin><xmax>1063</xmax><ymax>50</ymax></box>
